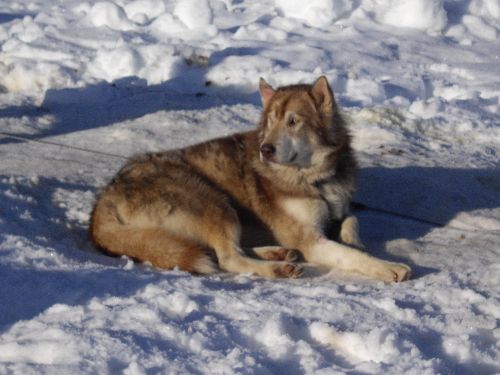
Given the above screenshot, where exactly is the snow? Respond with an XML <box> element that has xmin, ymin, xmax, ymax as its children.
<box><xmin>462</xmin><ymin>14</ymin><xmax>499</xmax><ymax>40</ymax></box>
<box><xmin>379</xmin><ymin>0</ymin><xmax>448</xmax><ymax>33</ymax></box>
<box><xmin>275</xmin><ymin>0</ymin><xmax>353</xmax><ymax>27</ymax></box>
<box><xmin>88</xmin><ymin>2</ymin><xmax>137</xmax><ymax>31</ymax></box>
<box><xmin>0</xmin><ymin>0</ymin><xmax>499</xmax><ymax>374</ymax></box>
<box><xmin>174</xmin><ymin>0</ymin><xmax>214</xmax><ymax>30</ymax></box>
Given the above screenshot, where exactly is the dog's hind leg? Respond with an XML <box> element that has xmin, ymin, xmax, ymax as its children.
<box><xmin>90</xmin><ymin>191</ymin><xmax>217</xmax><ymax>274</ymax></box>
<box><xmin>91</xmin><ymin>224</ymin><xmax>218</xmax><ymax>274</ymax></box>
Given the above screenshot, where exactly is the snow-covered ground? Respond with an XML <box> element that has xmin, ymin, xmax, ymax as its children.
<box><xmin>0</xmin><ymin>0</ymin><xmax>499</xmax><ymax>373</ymax></box>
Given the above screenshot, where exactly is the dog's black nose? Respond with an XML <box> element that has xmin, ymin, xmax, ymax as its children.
<box><xmin>260</xmin><ymin>143</ymin><xmax>276</xmax><ymax>159</ymax></box>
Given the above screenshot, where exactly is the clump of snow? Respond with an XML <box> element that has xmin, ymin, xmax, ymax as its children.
<box><xmin>174</xmin><ymin>0</ymin><xmax>213</xmax><ymax>30</ymax></box>
<box><xmin>254</xmin><ymin>316</ymin><xmax>294</xmax><ymax>360</ymax></box>
<box><xmin>310</xmin><ymin>323</ymin><xmax>403</xmax><ymax>364</ymax></box>
<box><xmin>462</xmin><ymin>15</ymin><xmax>498</xmax><ymax>40</ymax></box>
<box><xmin>87</xmin><ymin>43</ymin><xmax>187</xmax><ymax>85</ymax></box>
<box><xmin>123</xmin><ymin>0</ymin><xmax>167</xmax><ymax>23</ymax></box>
<box><xmin>149</xmin><ymin>12</ymin><xmax>189</xmax><ymax>38</ymax></box>
<box><xmin>345</xmin><ymin>76</ymin><xmax>385</xmax><ymax>105</ymax></box>
<box><xmin>379</xmin><ymin>0</ymin><xmax>448</xmax><ymax>32</ymax></box>
<box><xmin>275</xmin><ymin>0</ymin><xmax>353</xmax><ymax>27</ymax></box>
<box><xmin>90</xmin><ymin>45</ymin><xmax>143</xmax><ymax>81</ymax></box>
<box><xmin>87</xmin><ymin>2</ymin><xmax>136</xmax><ymax>31</ymax></box>
<box><xmin>234</xmin><ymin>23</ymin><xmax>288</xmax><ymax>42</ymax></box>
<box><xmin>206</xmin><ymin>55</ymin><xmax>276</xmax><ymax>93</ymax></box>
<box><xmin>7</xmin><ymin>16</ymin><xmax>44</xmax><ymax>43</ymax></box>
<box><xmin>469</xmin><ymin>0</ymin><xmax>500</xmax><ymax>19</ymax></box>
<box><xmin>0</xmin><ymin>326</ymin><xmax>81</xmax><ymax>365</ymax></box>
<box><xmin>409</xmin><ymin>98</ymin><xmax>444</xmax><ymax>120</ymax></box>
<box><xmin>0</xmin><ymin>60</ymin><xmax>75</xmax><ymax>93</ymax></box>
<box><xmin>151</xmin><ymin>0</ymin><xmax>217</xmax><ymax>40</ymax></box>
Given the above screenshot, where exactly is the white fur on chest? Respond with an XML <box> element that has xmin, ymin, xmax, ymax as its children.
<box><xmin>280</xmin><ymin>196</ymin><xmax>329</xmax><ymax>229</ymax></box>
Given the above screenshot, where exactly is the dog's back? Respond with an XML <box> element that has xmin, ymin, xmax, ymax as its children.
<box><xmin>90</xmin><ymin>132</ymin><xmax>293</xmax><ymax>276</ymax></box>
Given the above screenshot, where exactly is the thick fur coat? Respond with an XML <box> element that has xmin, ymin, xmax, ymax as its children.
<box><xmin>90</xmin><ymin>77</ymin><xmax>411</xmax><ymax>282</ymax></box>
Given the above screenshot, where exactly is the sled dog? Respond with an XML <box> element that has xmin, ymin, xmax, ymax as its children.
<box><xmin>90</xmin><ymin>76</ymin><xmax>411</xmax><ymax>282</ymax></box>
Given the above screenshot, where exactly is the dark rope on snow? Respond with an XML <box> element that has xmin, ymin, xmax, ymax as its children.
<box><xmin>0</xmin><ymin>131</ymin><xmax>127</xmax><ymax>159</ymax></box>
<box><xmin>0</xmin><ymin>130</ymin><xmax>447</xmax><ymax>228</ymax></box>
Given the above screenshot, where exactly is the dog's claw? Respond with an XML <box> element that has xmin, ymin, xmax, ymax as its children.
<box><xmin>274</xmin><ymin>263</ymin><xmax>304</xmax><ymax>278</ymax></box>
<box><xmin>373</xmin><ymin>261</ymin><xmax>412</xmax><ymax>282</ymax></box>
<box><xmin>263</xmin><ymin>248</ymin><xmax>302</xmax><ymax>262</ymax></box>
<box><xmin>285</xmin><ymin>249</ymin><xmax>302</xmax><ymax>262</ymax></box>
<box><xmin>390</xmin><ymin>263</ymin><xmax>412</xmax><ymax>282</ymax></box>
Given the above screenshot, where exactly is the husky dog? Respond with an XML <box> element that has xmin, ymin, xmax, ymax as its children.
<box><xmin>90</xmin><ymin>76</ymin><xmax>411</xmax><ymax>282</ymax></box>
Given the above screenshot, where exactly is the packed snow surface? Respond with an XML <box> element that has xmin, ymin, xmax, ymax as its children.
<box><xmin>0</xmin><ymin>0</ymin><xmax>499</xmax><ymax>374</ymax></box>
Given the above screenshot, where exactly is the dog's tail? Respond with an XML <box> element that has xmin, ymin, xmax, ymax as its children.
<box><xmin>89</xmin><ymin>198</ymin><xmax>218</xmax><ymax>274</ymax></box>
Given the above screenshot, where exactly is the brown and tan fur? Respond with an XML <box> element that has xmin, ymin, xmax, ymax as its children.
<box><xmin>90</xmin><ymin>76</ymin><xmax>411</xmax><ymax>282</ymax></box>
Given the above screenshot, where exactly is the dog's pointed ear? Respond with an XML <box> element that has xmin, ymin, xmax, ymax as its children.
<box><xmin>311</xmin><ymin>76</ymin><xmax>335</xmax><ymax>115</ymax></box>
<box><xmin>259</xmin><ymin>78</ymin><xmax>275</xmax><ymax>107</ymax></box>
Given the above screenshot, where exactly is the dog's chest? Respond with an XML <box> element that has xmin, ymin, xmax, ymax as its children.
<box><xmin>316</xmin><ymin>180</ymin><xmax>351</xmax><ymax>220</ymax></box>
<box><xmin>280</xmin><ymin>196</ymin><xmax>329</xmax><ymax>230</ymax></box>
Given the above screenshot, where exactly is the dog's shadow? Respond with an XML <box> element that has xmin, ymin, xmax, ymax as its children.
<box><xmin>0</xmin><ymin>47</ymin><xmax>266</xmax><ymax>145</ymax></box>
<box><xmin>356</xmin><ymin>166</ymin><xmax>499</xmax><ymax>232</ymax></box>
<box><xmin>241</xmin><ymin>164</ymin><xmax>498</xmax><ymax>280</ymax></box>
<box><xmin>351</xmin><ymin>165</ymin><xmax>499</xmax><ymax>278</ymax></box>
<box><xmin>0</xmin><ymin>176</ymin><xmax>169</xmax><ymax>332</ymax></box>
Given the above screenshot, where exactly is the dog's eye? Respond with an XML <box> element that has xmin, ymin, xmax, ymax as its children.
<box><xmin>287</xmin><ymin>116</ymin><xmax>297</xmax><ymax>127</ymax></box>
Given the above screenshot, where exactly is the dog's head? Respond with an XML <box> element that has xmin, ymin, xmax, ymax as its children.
<box><xmin>257</xmin><ymin>76</ymin><xmax>344</xmax><ymax>169</ymax></box>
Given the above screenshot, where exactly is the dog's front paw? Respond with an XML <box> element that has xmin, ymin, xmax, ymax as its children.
<box><xmin>383</xmin><ymin>262</ymin><xmax>412</xmax><ymax>282</ymax></box>
<box><xmin>273</xmin><ymin>263</ymin><xmax>304</xmax><ymax>278</ymax></box>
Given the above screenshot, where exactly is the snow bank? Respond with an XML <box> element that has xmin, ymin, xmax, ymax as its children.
<box><xmin>1</xmin><ymin>0</ymin><xmax>499</xmax><ymax>95</ymax></box>
<box><xmin>206</xmin><ymin>55</ymin><xmax>277</xmax><ymax>93</ymax></box>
